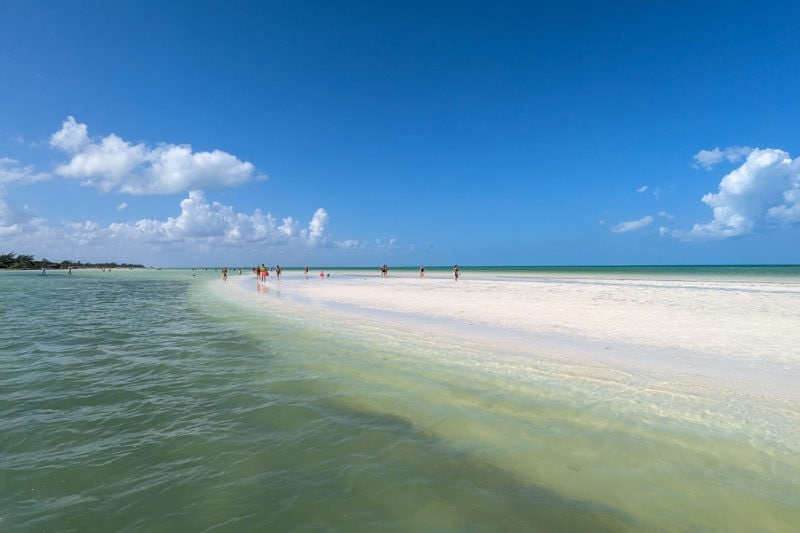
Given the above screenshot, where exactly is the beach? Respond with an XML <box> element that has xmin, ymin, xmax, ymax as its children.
<box><xmin>2</xmin><ymin>267</ymin><xmax>799</xmax><ymax>531</ymax></box>
<box><xmin>232</xmin><ymin>267</ymin><xmax>800</xmax><ymax>400</ymax></box>
<box><xmin>222</xmin><ymin>267</ymin><xmax>800</xmax><ymax>530</ymax></box>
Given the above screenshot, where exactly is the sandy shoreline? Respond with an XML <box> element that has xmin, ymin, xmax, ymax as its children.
<box><xmin>227</xmin><ymin>270</ymin><xmax>800</xmax><ymax>405</ymax></box>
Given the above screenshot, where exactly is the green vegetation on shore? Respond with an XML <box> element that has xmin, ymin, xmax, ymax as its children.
<box><xmin>0</xmin><ymin>252</ymin><xmax>144</xmax><ymax>270</ymax></box>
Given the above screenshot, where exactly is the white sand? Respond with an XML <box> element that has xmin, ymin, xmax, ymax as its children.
<box><xmin>233</xmin><ymin>270</ymin><xmax>800</xmax><ymax>405</ymax></box>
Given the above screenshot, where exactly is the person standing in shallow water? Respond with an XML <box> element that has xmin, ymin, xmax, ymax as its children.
<box><xmin>222</xmin><ymin>267</ymin><xmax>228</xmax><ymax>281</ymax></box>
<box><xmin>419</xmin><ymin>265</ymin><xmax>424</xmax><ymax>278</ymax></box>
<box><xmin>453</xmin><ymin>264</ymin><xmax>460</xmax><ymax>281</ymax></box>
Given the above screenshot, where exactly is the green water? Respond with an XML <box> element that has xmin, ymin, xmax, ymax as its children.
<box><xmin>1</xmin><ymin>268</ymin><xmax>798</xmax><ymax>531</ymax></box>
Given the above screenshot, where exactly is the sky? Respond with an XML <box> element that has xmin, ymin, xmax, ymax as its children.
<box><xmin>2</xmin><ymin>0</ymin><xmax>800</xmax><ymax>267</ymax></box>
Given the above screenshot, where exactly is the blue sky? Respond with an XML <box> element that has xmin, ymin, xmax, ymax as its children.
<box><xmin>2</xmin><ymin>1</ymin><xmax>800</xmax><ymax>267</ymax></box>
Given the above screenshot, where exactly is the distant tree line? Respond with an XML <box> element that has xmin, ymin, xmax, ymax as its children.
<box><xmin>0</xmin><ymin>252</ymin><xmax>144</xmax><ymax>270</ymax></box>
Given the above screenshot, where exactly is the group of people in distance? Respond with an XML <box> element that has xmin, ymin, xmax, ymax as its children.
<box><xmin>246</xmin><ymin>264</ymin><xmax>327</xmax><ymax>282</ymax></box>
<box><xmin>228</xmin><ymin>264</ymin><xmax>462</xmax><ymax>282</ymax></box>
<box><xmin>252</xmin><ymin>264</ymin><xmax>282</xmax><ymax>282</ymax></box>
<box><xmin>221</xmin><ymin>267</ymin><xmax>245</xmax><ymax>281</ymax></box>
<box><xmin>386</xmin><ymin>264</ymin><xmax>460</xmax><ymax>281</ymax></box>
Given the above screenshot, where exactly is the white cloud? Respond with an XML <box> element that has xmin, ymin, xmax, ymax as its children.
<box><xmin>278</xmin><ymin>216</ymin><xmax>298</xmax><ymax>237</ymax></box>
<box><xmin>0</xmin><ymin>157</ymin><xmax>50</xmax><ymax>184</ymax></box>
<box><xmin>105</xmin><ymin>191</ymin><xmax>331</xmax><ymax>248</ymax></box>
<box><xmin>2</xmin><ymin>119</ymin><xmax>369</xmax><ymax>264</ymax></box>
<box><xmin>671</xmin><ymin>148</ymin><xmax>800</xmax><ymax>240</ymax></box>
<box><xmin>49</xmin><ymin>116</ymin><xmax>89</xmax><ymax>152</ymax></box>
<box><xmin>49</xmin><ymin>117</ymin><xmax>263</xmax><ymax>194</ymax></box>
<box><xmin>0</xmin><ymin>186</ymin><xmax>340</xmax><ymax>264</ymax></box>
<box><xmin>637</xmin><ymin>185</ymin><xmax>648</xmax><ymax>193</ymax></box>
<box><xmin>610</xmin><ymin>215</ymin><xmax>653</xmax><ymax>233</ymax></box>
<box><xmin>336</xmin><ymin>239</ymin><xmax>365</xmax><ymax>249</ymax></box>
<box><xmin>692</xmin><ymin>146</ymin><xmax>752</xmax><ymax>170</ymax></box>
<box><xmin>303</xmin><ymin>208</ymin><xmax>329</xmax><ymax>245</ymax></box>
<box><xmin>54</xmin><ymin>133</ymin><xmax>145</xmax><ymax>192</ymax></box>
<box><xmin>163</xmin><ymin>190</ymin><xmax>235</xmax><ymax>238</ymax></box>
<box><xmin>63</xmin><ymin>220</ymin><xmax>101</xmax><ymax>246</ymax></box>
<box><xmin>767</xmin><ymin>188</ymin><xmax>800</xmax><ymax>223</ymax></box>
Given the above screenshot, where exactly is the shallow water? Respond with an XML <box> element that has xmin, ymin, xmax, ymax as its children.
<box><xmin>1</xmin><ymin>267</ymin><xmax>799</xmax><ymax>531</ymax></box>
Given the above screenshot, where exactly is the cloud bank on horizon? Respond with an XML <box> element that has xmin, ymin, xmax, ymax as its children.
<box><xmin>2</xmin><ymin>117</ymin><xmax>800</xmax><ymax>265</ymax></box>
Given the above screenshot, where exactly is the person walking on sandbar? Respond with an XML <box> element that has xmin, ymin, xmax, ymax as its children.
<box><xmin>453</xmin><ymin>264</ymin><xmax>460</xmax><ymax>281</ymax></box>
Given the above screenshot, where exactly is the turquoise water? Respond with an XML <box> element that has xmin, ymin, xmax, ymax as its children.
<box><xmin>1</xmin><ymin>267</ymin><xmax>799</xmax><ymax>531</ymax></box>
<box><xmin>336</xmin><ymin>264</ymin><xmax>800</xmax><ymax>281</ymax></box>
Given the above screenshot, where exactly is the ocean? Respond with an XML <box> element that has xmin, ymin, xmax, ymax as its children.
<box><xmin>1</xmin><ymin>266</ymin><xmax>799</xmax><ymax>531</ymax></box>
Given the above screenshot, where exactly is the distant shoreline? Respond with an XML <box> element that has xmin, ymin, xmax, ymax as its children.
<box><xmin>0</xmin><ymin>252</ymin><xmax>144</xmax><ymax>270</ymax></box>
<box><xmin>0</xmin><ymin>264</ymin><xmax>146</xmax><ymax>270</ymax></box>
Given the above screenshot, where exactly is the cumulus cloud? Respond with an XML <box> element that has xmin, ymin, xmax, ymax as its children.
<box><xmin>107</xmin><ymin>191</ymin><xmax>329</xmax><ymax>247</ymax></box>
<box><xmin>49</xmin><ymin>116</ymin><xmax>263</xmax><ymax>194</ymax></box>
<box><xmin>692</xmin><ymin>146</ymin><xmax>752</xmax><ymax>170</ymax></box>
<box><xmin>49</xmin><ymin>116</ymin><xmax>89</xmax><ymax>152</ymax></box>
<box><xmin>671</xmin><ymin>148</ymin><xmax>800</xmax><ymax>239</ymax></box>
<box><xmin>611</xmin><ymin>215</ymin><xmax>653</xmax><ymax>233</ymax></box>
<box><xmin>304</xmin><ymin>208</ymin><xmax>329</xmax><ymax>245</ymax></box>
<box><xmin>0</xmin><ymin>186</ymin><xmax>338</xmax><ymax>264</ymax></box>
<box><xmin>637</xmin><ymin>185</ymin><xmax>648</xmax><ymax>193</ymax></box>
